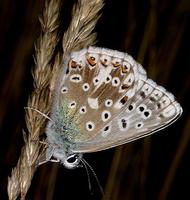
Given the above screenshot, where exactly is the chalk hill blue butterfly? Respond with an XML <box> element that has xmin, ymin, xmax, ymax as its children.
<box><xmin>45</xmin><ymin>46</ymin><xmax>182</xmax><ymax>169</ymax></box>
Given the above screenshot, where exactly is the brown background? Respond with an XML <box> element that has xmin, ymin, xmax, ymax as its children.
<box><xmin>0</xmin><ymin>0</ymin><xmax>190</xmax><ymax>199</ymax></box>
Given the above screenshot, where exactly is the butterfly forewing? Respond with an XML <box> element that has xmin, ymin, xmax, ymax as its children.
<box><xmin>55</xmin><ymin>46</ymin><xmax>182</xmax><ymax>153</ymax></box>
<box><xmin>57</xmin><ymin>47</ymin><xmax>140</xmax><ymax>141</ymax></box>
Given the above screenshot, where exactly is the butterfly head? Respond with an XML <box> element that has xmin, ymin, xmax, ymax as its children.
<box><xmin>48</xmin><ymin>143</ymin><xmax>82</xmax><ymax>169</ymax></box>
<box><xmin>63</xmin><ymin>153</ymin><xmax>82</xmax><ymax>169</ymax></box>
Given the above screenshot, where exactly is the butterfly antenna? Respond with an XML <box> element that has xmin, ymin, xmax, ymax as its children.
<box><xmin>80</xmin><ymin>158</ymin><xmax>92</xmax><ymax>192</ymax></box>
<box><xmin>81</xmin><ymin>158</ymin><xmax>104</xmax><ymax>196</ymax></box>
<box><xmin>24</xmin><ymin>107</ymin><xmax>54</xmax><ymax>122</ymax></box>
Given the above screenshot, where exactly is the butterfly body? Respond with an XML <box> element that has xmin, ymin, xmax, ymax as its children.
<box><xmin>46</xmin><ymin>102</ymin><xmax>82</xmax><ymax>168</ymax></box>
<box><xmin>45</xmin><ymin>46</ymin><xmax>182</xmax><ymax>168</ymax></box>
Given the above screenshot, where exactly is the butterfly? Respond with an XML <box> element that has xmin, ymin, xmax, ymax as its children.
<box><xmin>45</xmin><ymin>46</ymin><xmax>182</xmax><ymax>169</ymax></box>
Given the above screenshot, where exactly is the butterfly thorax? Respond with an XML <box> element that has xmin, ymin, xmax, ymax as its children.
<box><xmin>48</xmin><ymin>100</ymin><xmax>82</xmax><ymax>140</ymax></box>
<box><xmin>46</xmin><ymin>144</ymin><xmax>82</xmax><ymax>169</ymax></box>
<box><xmin>46</xmin><ymin>118</ymin><xmax>79</xmax><ymax>149</ymax></box>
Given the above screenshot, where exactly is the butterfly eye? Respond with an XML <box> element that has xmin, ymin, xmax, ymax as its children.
<box><xmin>63</xmin><ymin>154</ymin><xmax>82</xmax><ymax>169</ymax></box>
<box><xmin>112</xmin><ymin>58</ymin><xmax>121</xmax><ymax>68</ymax></box>
<box><xmin>67</xmin><ymin>155</ymin><xmax>77</xmax><ymax>163</ymax></box>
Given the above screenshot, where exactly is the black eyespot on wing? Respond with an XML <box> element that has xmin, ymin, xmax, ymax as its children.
<box><xmin>121</xmin><ymin>119</ymin><xmax>127</xmax><ymax>129</ymax></box>
<box><xmin>144</xmin><ymin>111</ymin><xmax>150</xmax><ymax>117</ymax></box>
<box><xmin>104</xmin><ymin>113</ymin><xmax>109</xmax><ymax>119</ymax></box>
<box><xmin>88</xmin><ymin>124</ymin><xmax>92</xmax><ymax>129</ymax></box>
<box><xmin>106</xmin><ymin>77</ymin><xmax>110</xmax><ymax>81</ymax></box>
<box><xmin>139</xmin><ymin>106</ymin><xmax>145</xmax><ymax>112</ymax></box>
<box><xmin>114</xmin><ymin>79</ymin><xmax>118</xmax><ymax>84</ymax></box>
<box><xmin>137</xmin><ymin>123</ymin><xmax>141</xmax><ymax>127</ymax></box>
<box><xmin>72</xmin><ymin>77</ymin><xmax>80</xmax><ymax>80</ymax></box>
<box><xmin>104</xmin><ymin>126</ymin><xmax>109</xmax><ymax>131</ymax></box>
<box><xmin>128</xmin><ymin>104</ymin><xmax>133</xmax><ymax>111</ymax></box>
<box><xmin>140</xmin><ymin>91</ymin><xmax>146</xmax><ymax>98</ymax></box>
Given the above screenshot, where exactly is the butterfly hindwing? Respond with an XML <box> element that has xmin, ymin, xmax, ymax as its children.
<box><xmin>73</xmin><ymin>78</ymin><xmax>182</xmax><ymax>152</ymax></box>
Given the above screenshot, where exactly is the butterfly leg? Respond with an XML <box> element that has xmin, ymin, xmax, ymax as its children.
<box><xmin>36</xmin><ymin>146</ymin><xmax>60</xmax><ymax>166</ymax></box>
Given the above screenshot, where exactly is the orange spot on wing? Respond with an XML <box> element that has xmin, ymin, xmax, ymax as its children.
<box><xmin>69</xmin><ymin>60</ymin><xmax>78</xmax><ymax>69</ymax></box>
<box><xmin>112</xmin><ymin>61</ymin><xmax>121</xmax><ymax>68</ymax></box>
<box><xmin>101</xmin><ymin>59</ymin><xmax>109</xmax><ymax>67</ymax></box>
<box><xmin>120</xmin><ymin>96</ymin><xmax>128</xmax><ymax>105</ymax></box>
<box><xmin>121</xmin><ymin>63</ymin><xmax>130</xmax><ymax>73</ymax></box>
<box><xmin>87</xmin><ymin>56</ymin><xmax>96</xmax><ymax>66</ymax></box>
<box><xmin>121</xmin><ymin>84</ymin><xmax>130</xmax><ymax>90</ymax></box>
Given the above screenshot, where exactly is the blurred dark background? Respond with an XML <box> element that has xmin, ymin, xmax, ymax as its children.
<box><xmin>0</xmin><ymin>0</ymin><xmax>190</xmax><ymax>199</ymax></box>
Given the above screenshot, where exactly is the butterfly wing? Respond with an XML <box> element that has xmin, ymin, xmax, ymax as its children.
<box><xmin>52</xmin><ymin>46</ymin><xmax>182</xmax><ymax>153</ymax></box>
